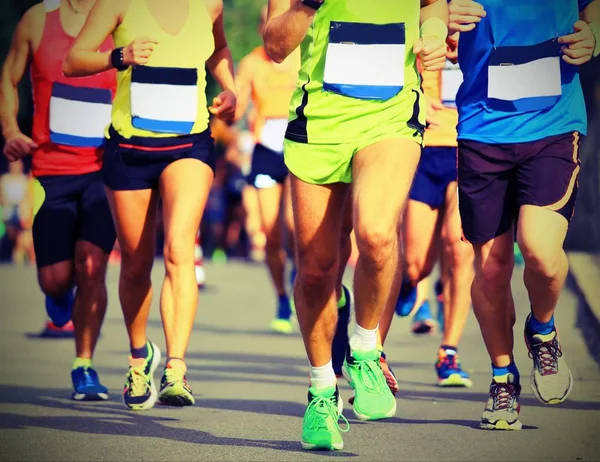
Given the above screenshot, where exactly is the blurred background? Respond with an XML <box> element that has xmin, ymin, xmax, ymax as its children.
<box><xmin>0</xmin><ymin>0</ymin><xmax>598</xmax><ymax>266</ymax></box>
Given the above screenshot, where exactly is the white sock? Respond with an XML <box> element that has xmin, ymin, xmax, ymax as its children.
<box><xmin>309</xmin><ymin>360</ymin><xmax>337</xmax><ymax>390</ymax></box>
<box><xmin>349</xmin><ymin>324</ymin><xmax>378</xmax><ymax>352</ymax></box>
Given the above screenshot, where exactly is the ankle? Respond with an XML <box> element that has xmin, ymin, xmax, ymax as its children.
<box><xmin>349</xmin><ymin>324</ymin><xmax>378</xmax><ymax>352</ymax></box>
<box><xmin>166</xmin><ymin>357</ymin><xmax>186</xmax><ymax>372</ymax></box>
<box><xmin>309</xmin><ymin>360</ymin><xmax>336</xmax><ymax>390</ymax></box>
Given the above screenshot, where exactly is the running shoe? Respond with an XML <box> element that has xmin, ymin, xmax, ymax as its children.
<box><xmin>480</xmin><ymin>373</ymin><xmax>522</xmax><ymax>430</ymax></box>
<box><xmin>123</xmin><ymin>341</ymin><xmax>161</xmax><ymax>411</ymax></box>
<box><xmin>435</xmin><ymin>279</ymin><xmax>444</xmax><ymax>332</ymax></box>
<box><xmin>270</xmin><ymin>296</ymin><xmax>293</xmax><ymax>334</ymax></box>
<box><xmin>332</xmin><ymin>285</ymin><xmax>351</xmax><ymax>377</ymax></box>
<box><xmin>435</xmin><ymin>349</ymin><xmax>472</xmax><ymax>387</ymax></box>
<box><xmin>342</xmin><ymin>348</ymin><xmax>396</xmax><ymax>420</ymax></box>
<box><xmin>211</xmin><ymin>248</ymin><xmax>228</xmax><ymax>264</ymax></box>
<box><xmin>514</xmin><ymin>243</ymin><xmax>524</xmax><ymax>266</ymax></box>
<box><xmin>194</xmin><ymin>241</ymin><xmax>206</xmax><ymax>289</ymax></box>
<box><xmin>71</xmin><ymin>366</ymin><xmax>109</xmax><ymax>401</ymax></box>
<box><xmin>158</xmin><ymin>363</ymin><xmax>195</xmax><ymax>406</ymax></box>
<box><xmin>524</xmin><ymin>314</ymin><xmax>573</xmax><ymax>405</ymax></box>
<box><xmin>39</xmin><ymin>319</ymin><xmax>75</xmax><ymax>338</ymax></box>
<box><xmin>348</xmin><ymin>351</ymin><xmax>398</xmax><ymax>405</ymax></box>
<box><xmin>395</xmin><ymin>280</ymin><xmax>417</xmax><ymax>317</ymax></box>
<box><xmin>301</xmin><ymin>385</ymin><xmax>349</xmax><ymax>451</ymax></box>
<box><xmin>45</xmin><ymin>292</ymin><xmax>74</xmax><ymax>329</ymax></box>
<box><xmin>411</xmin><ymin>301</ymin><xmax>436</xmax><ymax>335</ymax></box>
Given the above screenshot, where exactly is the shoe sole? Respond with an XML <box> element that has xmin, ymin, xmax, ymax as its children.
<box><xmin>523</xmin><ymin>328</ymin><xmax>574</xmax><ymax>405</ymax></box>
<box><xmin>437</xmin><ymin>374</ymin><xmax>473</xmax><ymax>388</ymax></box>
<box><xmin>159</xmin><ymin>391</ymin><xmax>195</xmax><ymax>407</ymax></box>
<box><xmin>480</xmin><ymin>419</ymin><xmax>522</xmax><ymax>431</ymax></box>
<box><xmin>412</xmin><ymin>322</ymin><xmax>435</xmax><ymax>335</ymax></box>
<box><xmin>124</xmin><ymin>341</ymin><xmax>162</xmax><ymax>411</ymax></box>
<box><xmin>342</xmin><ymin>365</ymin><xmax>396</xmax><ymax>421</ymax></box>
<box><xmin>270</xmin><ymin>320</ymin><xmax>293</xmax><ymax>335</ymax></box>
<box><xmin>72</xmin><ymin>392</ymin><xmax>109</xmax><ymax>401</ymax></box>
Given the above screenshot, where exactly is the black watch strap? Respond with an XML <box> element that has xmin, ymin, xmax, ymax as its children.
<box><xmin>110</xmin><ymin>47</ymin><xmax>128</xmax><ymax>71</ymax></box>
<box><xmin>300</xmin><ymin>0</ymin><xmax>323</xmax><ymax>10</ymax></box>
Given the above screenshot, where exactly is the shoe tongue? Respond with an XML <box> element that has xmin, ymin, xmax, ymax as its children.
<box><xmin>533</xmin><ymin>331</ymin><xmax>555</xmax><ymax>344</ymax></box>
<box><xmin>493</xmin><ymin>373</ymin><xmax>516</xmax><ymax>385</ymax></box>
<box><xmin>129</xmin><ymin>357</ymin><xmax>145</xmax><ymax>368</ymax></box>
<box><xmin>352</xmin><ymin>349</ymin><xmax>380</xmax><ymax>361</ymax></box>
<box><xmin>309</xmin><ymin>386</ymin><xmax>336</xmax><ymax>398</ymax></box>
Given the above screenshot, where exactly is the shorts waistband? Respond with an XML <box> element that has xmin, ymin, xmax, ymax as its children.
<box><xmin>108</xmin><ymin>125</ymin><xmax>212</xmax><ymax>153</ymax></box>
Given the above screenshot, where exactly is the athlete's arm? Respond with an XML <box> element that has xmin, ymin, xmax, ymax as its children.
<box><xmin>263</xmin><ymin>0</ymin><xmax>318</xmax><ymax>63</ymax></box>
<box><xmin>0</xmin><ymin>7</ymin><xmax>38</xmax><ymax>162</ymax></box>
<box><xmin>233</xmin><ymin>56</ymin><xmax>253</xmax><ymax>123</ymax></box>
<box><xmin>417</xmin><ymin>0</ymin><xmax>450</xmax><ymax>71</ymax></box>
<box><xmin>206</xmin><ymin>0</ymin><xmax>237</xmax><ymax>123</ymax></box>
<box><xmin>559</xmin><ymin>1</ymin><xmax>600</xmax><ymax>65</ymax></box>
<box><xmin>64</xmin><ymin>0</ymin><xmax>157</xmax><ymax>77</ymax></box>
<box><xmin>448</xmin><ymin>0</ymin><xmax>486</xmax><ymax>34</ymax></box>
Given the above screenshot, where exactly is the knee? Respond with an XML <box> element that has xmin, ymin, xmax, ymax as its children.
<box><xmin>74</xmin><ymin>245</ymin><xmax>107</xmax><ymax>287</ymax></box>
<box><xmin>163</xmin><ymin>238</ymin><xmax>194</xmax><ymax>269</ymax></box>
<box><xmin>264</xmin><ymin>227</ymin><xmax>282</xmax><ymax>252</ymax></box>
<box><xmin>445</xmin><ymin>235</ymin><xmax>474</xmax><ymax>270</ymax></box>
<box><xmin>521</xmin><ymin>245</ymin><xmax>565</xmax><ymax>281</ymax></box>
<box><xmin>38</xmin><ymin>268</ymin><xmax>73</xmax><ymax>298</ymax></box>
<box><xmin>475</xmin><ymin>252</ymin><xmax>513</xmax><ymax>294</ymax></box>
<box><xmin>355</xmin><ymin>223</ymin><xmax>397</xmax><ymax>270</ymax></box>
<box><xmin>297</xmin><ymin>249</ymin><xmax>338</xmax><ymax>291</ymax></box>
<box><xmin>121</xmin><ymin>252</ymin><xmax>154</xmax><ymax>285</ymax></box>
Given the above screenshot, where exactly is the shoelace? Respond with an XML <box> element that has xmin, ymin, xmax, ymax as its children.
<box><xmin>355</xmin><ymin>358</ymin><xmax>386</xmax><ymax>394</ymax></box>
<box><xmin>529</xmin><ymin>338</ymin><xmax>561</xmax><ymax>376</ymax></box>
<box><xmin>439</xmin><ymin>354</ymin><xmax>459</xmax><ymax>370</ymax></box>
<box><xmin>127</xmin><ymin>366</ymin><xmax>149</xmax><ymax>397</ymax></box>
<box><xmin>491</xmin><ymin>383</ymin><xmax>517</xmax><ymax>411</ymax></box>
<box><xmin>76</xmin><ymin>368</ymin><xmax>97</xmax><ymax>387</ymax></box>
<box><xmin>306</xmin><ymin>396</ymin><xmax>350</xmax><ymax>433</ymax></box>
<box><xmin>164</xmin><ymin>366</ymin><xmax>185</xmax><ymax>384</ymax></box>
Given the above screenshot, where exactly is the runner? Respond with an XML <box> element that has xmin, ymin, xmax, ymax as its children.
<box><xmin>235</xmin><ymin>6</ymin><xmax>299</xmax><ymax>334</ymax></box>
<box><xmin>264</xmin><ymin>0</ymin><xmax>449</xmax><ymax>450</ymax></box>
<box><xmin>449</xmin><ymin>0</ymin><xmax>599</xmax><ymax>429</ymax></box>
<box><xmin>378</xmin><ymin>48</ymin><xmax>475</xmax><ymax>389</ymax></box>
<box><xmin>64</xmin><ymin>0</ymin><xmax>236</xmax><ymax>410</ymax></box>
<box><xmin>0</xmin><ymin>0</ymin><xmax>116</xmax><ymax>399</ymax></box>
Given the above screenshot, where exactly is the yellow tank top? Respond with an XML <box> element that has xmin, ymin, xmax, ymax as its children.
<box><xmin>109</xmin><ymin>0</ymin><xmax>215</xmax><ymax>139</ymax></box>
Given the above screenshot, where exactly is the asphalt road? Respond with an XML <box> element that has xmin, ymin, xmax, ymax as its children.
<box><xmin>0</xmin><ymin>261</ymin><xmax>599</xmax><ymax>461</ymax></box>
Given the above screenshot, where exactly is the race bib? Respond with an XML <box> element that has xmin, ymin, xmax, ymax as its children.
<box><xmin>49</xmin><ymin>83</ymin><xmax>112</xmax><ymax>147</ymax></box>
<box><xmin>487</xmin><ymin>40</ymin><xmax>562</xmax><ymax>112</ymax></box>
<box><xmin>323</xmin><ymin>22</ymin><xmax>406</xmax><ymax>101</ymax></box>
<box><xmin>441</xmin><ymin>60</ymin><xmax>463</xmax><ymax>108</ymax></box>
<box><xmin>259</xmin><ymin>118</ymin><xmax>287</xmax><ymax>153</ymax></box>
<box><xmin>131</xmin><ymin>66</ymin><xmax>198</xmax><ymax>134</ymax></box>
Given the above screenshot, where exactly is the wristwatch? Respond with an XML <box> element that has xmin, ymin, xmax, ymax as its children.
<box><xmin>110</xmin><ymin>47</ymin><xmax>128</xmax><ymax>71</ymax></box>
<box><xmin>300</xmin><ymin>0</ymin><xmax>323</xmax><ymax>10</ymax></box>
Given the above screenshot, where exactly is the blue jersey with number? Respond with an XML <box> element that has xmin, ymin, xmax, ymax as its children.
<box><xmin>456</xmin><ymin>0</ymin><xmax>592</xmax><ymax>143</ymax></box>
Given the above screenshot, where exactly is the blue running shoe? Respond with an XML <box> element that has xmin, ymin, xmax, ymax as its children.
<box><xmin>270</xmin><ymin>295</ymin><xmax>293</xmax><ymax>334</ymax></box>
<box><xmin>395</xmin><ymin>280</ymin><xmax>417</xmax><ymax>317</ymax></box>
<box><xmin>290</xmin><ymin>266</ymin><xmax>297</xmax><ymax>288</ymax></box>
<box><xmin>514</xmin><ymin>243</ymin><xmax>524</xmax><ymax>266</ymax></box>
<box><xmin>435</xmin><ymin>349</ymin><xmax>472</xmax><ymax>387</ymax></box>
<box><xmin>435</xmin><ymin>279</ymin><xmax>444</xmax><ymax>332</ymax></box>
<box><xmin>45</xmin><ymin>291</ymin><xmax>74</xmax><ymax>328</ymax></box>
<box><xmin>72</xmin><ymin>366</ymin><xmax>109</xmax><ymax>401</ymax></box>
<box><xmin>411</xmin><ymin>301</ymin><xmax>435</xmax><ymax>335</ymax></box>
<box><xmin>332</xmin><ymin>285</ymin><xmax>351</xmax><ymax>376</ymax></box>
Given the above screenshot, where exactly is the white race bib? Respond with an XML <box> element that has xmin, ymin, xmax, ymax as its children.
<box><xmin>487</xmin><ymin>40</ymin><xmax>562</xmax><ymax>112</ymax></box>
<box><xmin>441</xmin><ymin>61</ymin><xmax>463</xmax><ymax>108</ymax></box>
<box><xmin>131</xmin><ymin>66</ymin><xmax>198</xmax><ymax>134</ymax></box>
<box><xmin>323</xmin><ymin>22</ymin><xmax>406</xmax><ymax>101</ymax></box>
<box><xmin>259</xmin><ymin>118</ymin><xmax>288</xmax><ymax>153</ymax></box>
<box><xmin>49</xmin><ymin>83</ymin><xmax>112</xmax><ymax>147</ymax></box>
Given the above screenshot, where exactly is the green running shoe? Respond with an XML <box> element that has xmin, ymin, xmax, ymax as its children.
<box><xmin>342</xmin><ymin>348</ymin><xmax>397</xmax><ymax>421</ymax></box>
<box><xmin>123</xmin><ymin>341</ymin><xmax>161</xmax><ymax>411</ymax></box>
<box><xmin>158</xmin><ymin>364</ymin><xmax>195</xmax><ymax>407</ymax></box>
<box><xmin>301</xmin><ymin>385</ymin><xmax>349</xmax><ymax>451</ymax></box>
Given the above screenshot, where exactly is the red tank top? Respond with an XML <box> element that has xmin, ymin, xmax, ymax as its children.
<box><xmin>30</xmin><ymin>6</ymin><xmax>116</xmax><ymax>177</ymax></box>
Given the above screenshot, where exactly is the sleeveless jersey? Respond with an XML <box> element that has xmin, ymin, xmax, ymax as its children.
<box><xmin>110</xmin><ymin>0</ymin><xmax>215</xmax><ymax>139</ymax></box>
<box><xmin>236</xmin><ymin>46</ymin><xmax>299</xmax><ymax>149</ymax></box>
<box><xmin>30</xmin><ymin>0</ymin><xmax>116</xmax><ymax>177</ymax></box>
<box><xmin>285</xmin><ymin>0</ymin><xmax>423</xmax><ymax>145</ymax></box>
